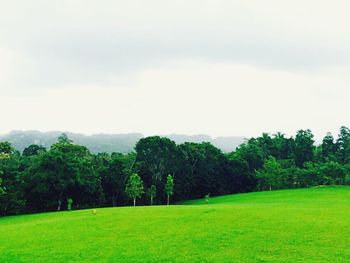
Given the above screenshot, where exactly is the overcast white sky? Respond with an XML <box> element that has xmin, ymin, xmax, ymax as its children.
<box><xmin>1</xmin><ymin>0</ymin><xmax>349</xmax><ymax>139</ymax></box>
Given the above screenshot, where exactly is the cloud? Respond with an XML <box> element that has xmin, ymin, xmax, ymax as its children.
<box><xmin>2</xmin><ymin>0</ymin><xmax>350</xmax><ymax>93</ymax></box>
<box><xmin>1</xmin><ymin>61</ymin><xmax>348</xmax><ymax>139</ymax></box>
<box><xmin>1</xmin><ymin>1</ymin><xmax>350</xmax><ymax>137</ymax></box>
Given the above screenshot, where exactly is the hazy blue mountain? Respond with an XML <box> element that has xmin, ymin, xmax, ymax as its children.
<box><xmin>0</xmin><ymin>131</ymin><xmax>143</xmax><ymax>154</ymax></box>
<box><xmin>0</xmin><ymin>131</ymin><xmax>245</xmax><ymax>154</ymax></box>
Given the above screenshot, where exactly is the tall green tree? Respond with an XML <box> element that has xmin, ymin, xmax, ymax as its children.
<box><xmin>95</xmin><ymin>152</ymin><xmax>128</xmax><ymax>207</ymax></box>
<box><xmin>226</xmin><ymin>153</ymin><xmax>255</xmax><ymax>193</ymax></box>
<box><xmin>336</xmin><ymin>126</ymin><xmax>350</xmax><ymax>164</ymax></box>
<box><xmin>271</xmin><ymin>133</ymin><xmax>295</xmax><ymax>160</ymax></box>
<box><xmin>125</xmin><ymin>173</ymin><xmax>144</xmax><ymax>207</ymax></box>
<box><xmin>176</xmin><ymin>143</ymin><xmax>205</xmax><ymax>199</ymax></box>
<box><xmin>321</xmin><ymin>133</ymin><xmax>337</xmax><ymax>161</ymax></box>
<box><xmin>177</xmin><ymin>142</ymin><xmax>231</xmax><ymax>199</ymax></box>
<box><xmin>257</xmin><ymin>133</ymin><xmax>274</xmax><ymax>159</ymax></box>
<box><xmin>294</xmin><ymin>129</ymin><xmax>315</xmax><ymax>167</ymax></box>
<box><xmin>256</xmin><ymin>157</ymin><xmax>284</xmax><ymax>191</ymax></box>
<box><xmin>319</xmin><ymin>161</ymin><xmax>346</xmax><ymax>185</ymax></box>
<box><xmin>234</xmin><ymin>139</ymin><xmax>265</xmax><ymax>173</ymax></box>
<box><xmin>24</xmin><ymin>134</ymin><xmax>103</xmax><ymax>212</ymax></box>
<box><xmin>165</xmin><ymin>175</ymin><xmax>174</xmax><ymax>205</ymax></box>
<box><xmin>0</xmin><ymin>142</ymin><xmax>25</xmax><ymax>215</ymax></box>
<box><xmin>297</xmin><ymin>163</ymin><xmax>319</xmax><ymax>188</ymax></box>
<box><xmin>135</xmin><ymin>136</ymin><xmax>179</xmax><ymax>203</ymax></box>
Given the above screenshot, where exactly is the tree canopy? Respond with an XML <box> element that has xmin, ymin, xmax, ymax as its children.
<box><xmin>1</xmin><ymin>127</ymin><xmax>350</xmax><ymax>216</ymax></box>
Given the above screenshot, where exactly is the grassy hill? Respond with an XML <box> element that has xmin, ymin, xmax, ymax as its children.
<box><xmin>1</xmin><ymin>187</ymin><xmax>349</xmax><ymax>262</ymax></box>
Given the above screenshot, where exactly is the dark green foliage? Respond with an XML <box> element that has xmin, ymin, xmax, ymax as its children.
<box><xmin>94</xmin><ymin>152</ymin><xmax>129</xmax><ymax>207</ymax></box>
<box><xmin>24</xmin><ymin>137</ymin><xmax>103</xmax><ymax>212</ymax></box>
<box><xmin>135</xmin><ymin>136</ymin><xmax>178</xmax><ymax>203</ymax></box>
<box><xmin>0</xmin><ymin>141</ymin><xmax>15</xmax><ymax>155</ymax></box>
<box><xmin>321</xmin><ymin>133</ymin><xmax>338</xmax><ymax>161</ymax></box>
<box><xmin>234</xmin><ymin>139</ymin><xmax>265</xmax><ymax>173</ymax></box>
<box><xmin>135</xmin><ymin>136</ymin><xmax>179</xmax><ymax>183</ymax></box>
<box><xmin>318</xmin><ymin>161</ymin><xmax>346</xmax><ymax>185</ymax></box>
<box><xmin>1</xmin><ymin>126</ymin><xmax>350</xmax><ymax>216</ymax></box>
<box><xmin>294</xmin><ymin>130</ymin><xmax>315</xmax><ymax>167</ymax></box>
<box><xmin>0</xmin><ymin>146</ymin><xmax>25</xmax><ymax>215</ymax></box>
<box><xmin>256</xmin><ymin>157</ymin><xmax>284</xmax><ymax>191</ymax></box>
<box><xmin>22</xmin><ymin>145</ymin><xmax>46</xmax><ymax>157</ymax></box>
<box><xmin>271</xmin><ymin>132</ymin><xmax>295</xmax><ymax>160</ymax></box>
<box><xmin>176</xmin><ymin>142</ymin><xmax>236</xmax><ymax>200</ymax></box>
<box><xmin>336</xmin><ymin>126</ymin><xmax>350</xmax><ymax>164</ymax></box>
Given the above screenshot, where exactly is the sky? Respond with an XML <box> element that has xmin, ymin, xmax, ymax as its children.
<box><xmin>1</xmin><ymin>0</ymin><xmax>350</xmax><ymax>140</ymax></box>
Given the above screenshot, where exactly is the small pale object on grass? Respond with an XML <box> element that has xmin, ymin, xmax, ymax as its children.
<box><xmin>92</xmin><ymin>209</ymin><xmax>97</xmax><ymax>215</ymax></box>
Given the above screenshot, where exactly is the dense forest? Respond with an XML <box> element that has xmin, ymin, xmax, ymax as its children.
<box><xmin>1</xmin><ymin>127</ymin><xmax>350</xmax><ymax>216</ymax></box>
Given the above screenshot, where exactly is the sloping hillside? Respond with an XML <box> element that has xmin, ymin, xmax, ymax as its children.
<box><xmin>0</xmin><ymin>187</ymin><xmax>349</xmax><ymax>262</ymax></box>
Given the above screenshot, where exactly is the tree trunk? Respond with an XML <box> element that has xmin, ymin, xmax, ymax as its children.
<box><xmin>269</xmin><ymin>184</ymin><xmax>272</xmax><ymax>191</ymax></box>
<box><xmin>167</xmin><ymin>195</ymin><xmax>170</xmax><ymax>206</ymax></box>
<box><xmin>151</xmin><ymin>196</ymin><xmax>153</xmax><ymax>206</ymax></box>
<box><xmin>133</xmin><ymin>198</ymin><xmax>136</xmax><ymax>207</ymax></box>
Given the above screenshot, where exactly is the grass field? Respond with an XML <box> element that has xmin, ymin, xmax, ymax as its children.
<box><xmin>1</xmin><ymin>187</ymin><xmax>350</xmax><ymax>262</ymax></box>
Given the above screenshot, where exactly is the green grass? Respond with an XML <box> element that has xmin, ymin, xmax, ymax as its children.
<box><xmin>1</xmin><ymin>187</ymin><xmax>350</xmax><ymax>262</ymax></box>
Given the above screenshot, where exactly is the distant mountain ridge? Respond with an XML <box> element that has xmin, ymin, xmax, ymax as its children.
<box><xmin>0</xmin><ymin>130</ymin><xmax>246</xmax><ymax>154</ymax></box>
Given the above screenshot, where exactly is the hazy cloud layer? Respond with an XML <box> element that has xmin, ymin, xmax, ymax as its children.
<box><xmin>1</xmin><ymin>1</ymin><xmax>349</xmax><ymax>138</ymax></box>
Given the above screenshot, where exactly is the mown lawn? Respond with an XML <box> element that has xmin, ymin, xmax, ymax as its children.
<box><xmin>1</xmin><ymin>187</ymin><xmax>349</xmax><ymax>262</ymax></box>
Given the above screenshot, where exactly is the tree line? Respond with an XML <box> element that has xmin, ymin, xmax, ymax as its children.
<box><xmin>1</xmin><ymin>127</ymin><xmax>350</xmax><ymax>216</ymax></box>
